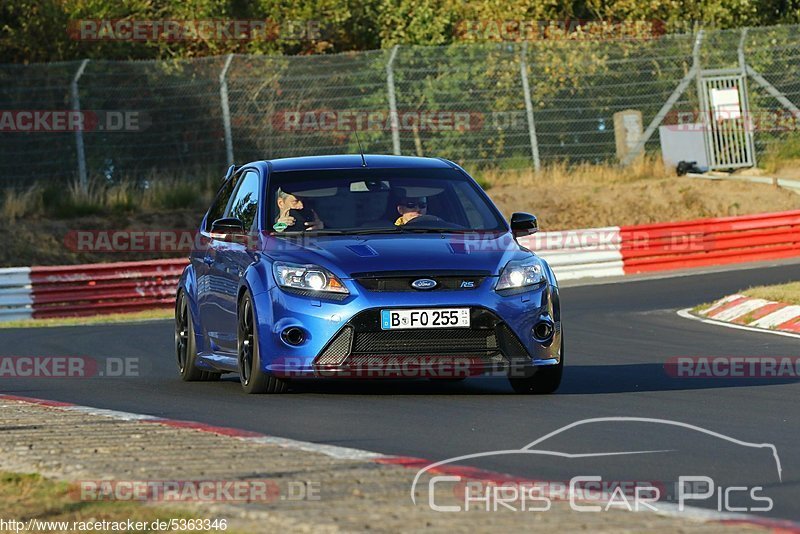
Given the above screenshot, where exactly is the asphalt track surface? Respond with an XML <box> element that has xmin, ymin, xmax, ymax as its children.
<box><xmin>2</xmin><ymin>262</ymin><xmax>798</xmax><ymax>521</ymax></box>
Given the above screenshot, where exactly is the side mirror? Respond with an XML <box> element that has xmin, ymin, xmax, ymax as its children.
<box><xmin>510</xmin><ymin>212</ymin><xmax>538</xmax><ymax>238</ymax></box>
<box><xmin>211</xmin><ymin>217</ymin><xmax>245</xmax><ymax>235</ymax></box>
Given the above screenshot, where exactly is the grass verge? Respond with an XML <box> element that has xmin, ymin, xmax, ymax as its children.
<box><xmin>691</xmin><ymin>281</ymin><xmax>800</xmax><ymax>315</ymax></box>
<box><xmin>2</xmin><ymin>171</ymin><xmax>219</xmax><ymax>223</ymax></box>
<box><xmin>0</xmin><ymin>309</ymin><xmax>173</xmax><ymax>329</ymax></box>
<box><xmin>0</xmin><ymin>471</ymin><xmax>235</xmax><ymax>533</ymax></box>
<box><xmin>741</xmin><ymin>282</ymin><xmax>800</xmax><ymax>305</ymax></box>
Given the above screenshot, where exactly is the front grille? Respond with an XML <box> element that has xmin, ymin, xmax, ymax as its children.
<box><xmin>344</xmin><ymin>353</ymin><xmax>507</xmax><ymax>367</ymax></box>
<box><xmin>315</xmin><ymin>326</ymin><xmax>353</xmax><ymax>365</ymax></box>
<box><xmin>313</xmin><ymin>308</ymin><xmax>529</xmax><ymax>367</ymax></box>
<box><xmin>282</xmin><ymin>287</ymin><xmax>349</xmax><ymax>301</ymax></box>
<box><xmin>352</xmin><ymin>270</ymin><xmax>489</xmax><ymax>292</ymax></box>
<box><xmin>352</xmin><ymin>329</ymin><xmax>497</xmax><ymax>354</ymax></box>
<box><xmin>496</xmin><ymin>324</ymin><xmax>529</xmax><ymax>358</ymax></box>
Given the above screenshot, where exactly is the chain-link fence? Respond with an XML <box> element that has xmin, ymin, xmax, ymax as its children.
<box><xmin>1</xmin><ymin>24</ymin><xmax>799</xmax><ymax>187</ymax></box>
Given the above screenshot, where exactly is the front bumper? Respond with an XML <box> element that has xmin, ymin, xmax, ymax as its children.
<box><xmin>256</xmin><ymin>280</ymin><xmax>561</xmax><ymax>379</ymax></box>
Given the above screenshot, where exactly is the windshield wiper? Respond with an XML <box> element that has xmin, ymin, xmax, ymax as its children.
<box><xmin>337</xmin><ymin>227</ymin><xmax>402</xmax><ymax>235</ymax></box>
<box><xmin>272</xmin><ymin>229</ymin><xmax>348</xmax><ymax>236</ymax></box>
<box><xmin>302</xmin><ymin>229</ymin><xmax>349</xmax><ymax>235</ymax></box>
<box><xmin>278</xmin><ymin>228</ymin><xmax>402</xmax><ymax>236</ymax></box>
<box><xmin>347</xmin><ymin>227</ymin><xmax>468</xmax><ymax>235</ymax></box>
<box><xmin>397</xmin><ymin>227</ymin><xmax>463</xmax><ymax>233</ymax></box>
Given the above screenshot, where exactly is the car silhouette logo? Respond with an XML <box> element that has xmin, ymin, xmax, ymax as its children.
<box><xmin>411</xmin><ymin>278</ymin><xmax>437</xmax><ymax>290</ymax></box>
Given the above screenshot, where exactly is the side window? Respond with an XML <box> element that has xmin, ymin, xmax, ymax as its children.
<box><xmin>205</xmin><ymin>173</ymin><xmax>240</xmax><ymax>232</ymax></box>
<box><xmin>225</xmin><ymin>170</ymin><xmax>261</xmax><ymax>231</ymax></box>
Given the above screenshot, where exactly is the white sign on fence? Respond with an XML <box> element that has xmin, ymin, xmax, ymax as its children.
<box><xmin>710</xmin><ymin>87</ymin><xmax>742</xmax><ymax>121</ymax></box>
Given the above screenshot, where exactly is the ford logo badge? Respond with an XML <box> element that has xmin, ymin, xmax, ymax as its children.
<box><xmin>411</xmin><ymin>278</ymin><xmax>437</xmax><ymax>290</ymax></box>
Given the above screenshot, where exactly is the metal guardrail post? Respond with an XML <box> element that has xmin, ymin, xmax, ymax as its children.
<box><xmin>386</xmin><ymin>45</ymin><xmax>401</xmax><ymax>156</ymax></box>
<box><xmin>737</xmin><ymin>28</ymin><xmax>748</xmax><ymax>74</ymax></box>
<box><xmin>738</xmin><ymin>28</ymin><xmax>757</xmax><ymax>168</ymax></box>
<box><xmin>693</xmin><ymin>30</ymin><xmax>713</xmax><ymax>169</ymax></box>
<box><xmin>746</xmin><ymin>66</ymin><xmax>800</xmax><ymax>117</ymax></box>
<box><xmin>219</xmin><ymin>54</ymin><xmax>235</xmax><ymax>167</ymax></box>
<box><xmin>621</xmin><ymin>31</ymin><xmax>704</xmax><ymax>167</ymax></box>
<box><xmin>70</xmin><ymin>59</ymin><xmax>90</xmax><ymax>194</ymax></box>
<box><xmin>519</xmin><ymin>42</ymin><xmax>541</xmax><ymax>172</ymax></box>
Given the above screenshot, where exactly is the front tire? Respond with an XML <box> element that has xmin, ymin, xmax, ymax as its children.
<box><xmin>508</xmin><ymin>335</ymin><xmax>563</xmax><ymax>394</ymax></box>
<box><xmin>238</xmin><ymin>292</ymin><xmax>288</xmax><ymax>394</ymax></box>
<box><xmin>175</xmin><ymin>290</ymin><xmax>220</xmax><ymax>382</ymax></box>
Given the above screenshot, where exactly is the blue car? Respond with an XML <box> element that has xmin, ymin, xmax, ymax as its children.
<box><xmin>175</xmin><ymin>155</ymin><xmax>563</xmax><ymax>394</ymax></box>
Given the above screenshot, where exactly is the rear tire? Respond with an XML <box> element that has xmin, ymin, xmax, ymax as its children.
<box><xmin>238</xmin><ymin>292</ymin><xmax>288</xmax><ymax>394</ymax></box>
<box><xmin>176</xmin><ymin>290</ymin><xmax>221</xmax><ymax>382</ymax></box>
<box><xmin>508</xmin><ymin>335</ymin><xmax>563</xmax><ymax>394</ymax></box>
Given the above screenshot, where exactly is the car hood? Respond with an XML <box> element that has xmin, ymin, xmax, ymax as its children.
<box><xmin>263</xmin><ymin>232</ymin><xmax>528</xmax><ymax>278</ymax></box>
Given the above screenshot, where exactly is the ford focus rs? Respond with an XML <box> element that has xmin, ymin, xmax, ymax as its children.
<box><xmin>175</xmin><ymin>155</ymin><xmax>563</xmax><ymax>394</ymax></box>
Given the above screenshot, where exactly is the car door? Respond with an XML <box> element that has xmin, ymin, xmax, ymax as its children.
<box><xmin>207</xmin><ymin>168</ymin><xmax>262</xmax><ymax>354</ymax></box>
<box><xmin>196</xmin><ymin>171</ymin><xmax>240</xmax><ymax>354</ymax></box>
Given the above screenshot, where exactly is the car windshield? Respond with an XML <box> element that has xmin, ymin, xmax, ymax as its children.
<box><xmin>267</xmin><ymin>168</ymin><xmax>506</xmax><ymax>234</ymax></box>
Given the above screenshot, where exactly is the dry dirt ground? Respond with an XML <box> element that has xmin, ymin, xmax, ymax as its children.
<box><xmin>485</xmin><ymin>157</ymin><xmax>800</xmax><ymax>231</ymax></box>
<box><xmin>488</xmin><ymin>174</ymin><xmax>800</xmax><ymax>231</ymax></box>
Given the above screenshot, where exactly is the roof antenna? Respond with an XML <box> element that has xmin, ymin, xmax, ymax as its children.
<box><xmin>354</xmin><ymin>130</ymin><xmax>367</xmax><ymax>167</ymax></box>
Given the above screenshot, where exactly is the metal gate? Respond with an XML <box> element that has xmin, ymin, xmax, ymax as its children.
<box><xmin>698</xmin><ymin>72</ymin><xmax>756</xmax><ymax>169</ymax></box>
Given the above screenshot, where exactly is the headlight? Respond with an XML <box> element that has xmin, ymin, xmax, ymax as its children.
<box><xmin>496</xmin><ymin>257</ymin><xmax>545</xmax><ymax>292</ymax></box>
<box><xmin>273</xmin><ymin>262</ymin><xmax>349</xmax><ymax>295</ymax></box>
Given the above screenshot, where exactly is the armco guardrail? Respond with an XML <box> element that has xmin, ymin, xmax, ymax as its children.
<box><xmin>522</xmin><ymin>226</ymin><xmax>625</xmax><ymax>281</ymax></box>
<box><xmin>0</xmin><ymin>259</ymin><xmax>185</xmax><ymax>321</ymax></box>
<box><xmin>619</xmin><ymin>210</ymin><xmax>800</xmax><ymax>273</ymax></box>
<box><xmin>0</xmin><ymin>210</ymin><xmax>798</xmax><ymax>322</ymax></box>
<box><xmin>522</xmin><ymin>209</ymin><xmax>800</xmax><ymax>280</ymax></box>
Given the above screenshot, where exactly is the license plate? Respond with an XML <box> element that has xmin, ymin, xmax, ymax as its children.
<box><xmin>380</xmin><ymin>308</ymin><xmax>470</xmax><ymax>330</ymax></box>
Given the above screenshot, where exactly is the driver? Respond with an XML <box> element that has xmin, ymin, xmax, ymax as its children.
<box><xmin>394</xmin><ymin>196</ymin><xmax>427</xmax><ymax>226</ymax></box>
<box><xmin>274</xmin><ymin>188</ymin><xmax>324</xmax><ymax>232</ymax></box>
